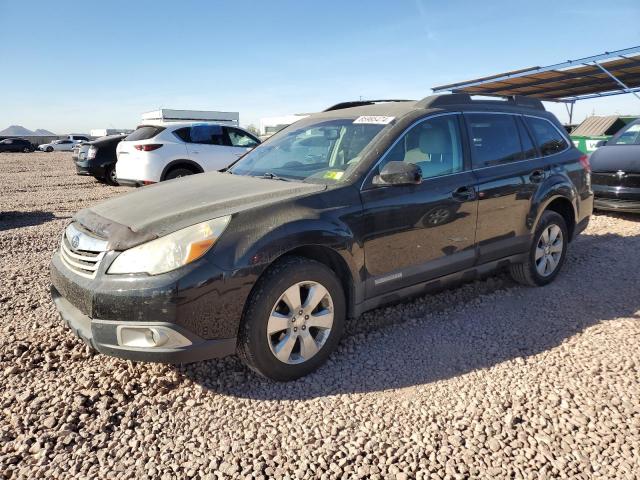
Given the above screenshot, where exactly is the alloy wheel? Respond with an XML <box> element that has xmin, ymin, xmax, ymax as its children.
<box><xmin>267</xmin><ymin>281</ymin><xmax>334</xmax><ymax>364</ymax></box>
<box><xmin>535</xmin><ymin>224</ymin><xmax>563</xmax><ymax>277</ymax></box>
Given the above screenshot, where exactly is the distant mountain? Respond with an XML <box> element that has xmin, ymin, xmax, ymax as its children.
<box><xmin>0</xmin><ymin>125</ymin><xmax>34</xmax><ymax>136</ymax></box>
<box><xmin>0</xmin><ymin>125</ymin><xmax>57</xmax><ymax>137</ymax></box>
<box><xmin>33</xmin><ymin>128</ymin><xmax>56</xmax><ymax>135</ymax></box>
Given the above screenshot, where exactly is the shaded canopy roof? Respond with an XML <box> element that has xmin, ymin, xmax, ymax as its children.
<box><xmin>432</xmin><ymin>46</ymin><xmax>640</xmax><ymax>102</ymax></box>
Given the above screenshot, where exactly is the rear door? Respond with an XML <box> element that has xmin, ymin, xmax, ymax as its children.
<box><xmin>465</xmin><ymin>112</ymin><xmax>542</xmax><ymax>263</ymax></box>
<box><xmin>360</xmin><ymin>113</ymin><xmax>478</xmax><ymax>296</ymax></box>
<box><xmin>183</xmin><ymin>124</ymin><xmax>240</xmax><ymax>171</ymax></box>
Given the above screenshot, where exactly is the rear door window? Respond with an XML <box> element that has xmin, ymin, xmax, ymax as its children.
<box><xmin>465</xmin><ymin>113</ymin><xmax>523</xmax><ymax>168</ymax></box>
<box><xmin>188</xmin><ymin>124</ymin><xmax>228</xmax><ymax>146</ymax></box>
<box><xmin>525</xmin><ymin>117</ymin><xmax>569</xmax><ymax>156</ymax></box>
<box><xmin>125</xmin><ymin>126</ymin><xmax>165</xmax><ymax>141</ymax></box>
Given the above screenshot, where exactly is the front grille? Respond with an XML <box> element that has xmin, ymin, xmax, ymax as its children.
<box><xmin>59</xmin><ymin>224</ymin><xmax>108</xmax><ymax>279</ymax></box>
<box><xmin>592</xmin><ymin>172</ymin><xmax>640</xmax><ymax>188</ymax></box>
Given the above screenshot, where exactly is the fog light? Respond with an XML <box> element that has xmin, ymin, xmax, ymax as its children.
<box><xmin>117</xmin><ymin>325</ymin><xmax>191</xmax><ymax>349</ymax></box>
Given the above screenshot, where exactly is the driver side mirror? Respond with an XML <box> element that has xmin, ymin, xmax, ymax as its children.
<box><xmin>595</xmin><ymin>140</ymin><xmax>607</xmax><ymax>148</ymax></box>
<box><xmin>373</xmin><ymin>161</ymin><xmax>422</xmax><ymax>186</ymax></box>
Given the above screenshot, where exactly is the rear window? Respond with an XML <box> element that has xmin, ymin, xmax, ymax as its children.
<box><xmin>125</xmin><ymin>126</ymin><xmax>165</xmax><ymax>141</ymax></box>
<box><xmin>525</xmin><ymin>117</ymin><xmax>568</xmax><ymax>156</ymax></box>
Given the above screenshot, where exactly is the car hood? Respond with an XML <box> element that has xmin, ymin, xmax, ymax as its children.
<box><xmin>74</xmin><ymin>172</ymin><xmax>326</xmax><ymax>250</ymax></box>
<box><xmin>590</xmin><ymin>145</ymin><xmax>640</xmax><ymax>173</ymax></box>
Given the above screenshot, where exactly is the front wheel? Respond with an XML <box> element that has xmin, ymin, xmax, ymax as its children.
<box><xmin>237</xmin><ymin>256</ymin><xmax>346</xmax><ymax>381</ymax></box>
<box><xmin>510</xmin><ymin>210</ymin><xmax>568</xmax><ymax>286</ymax></box>
<box><xmin>23</xmin><ymin>147</ymin><xmax>31</xmax><ymax>153</ymax></box>
<box><xmin>46</xmin><ymin>146</ymin><xmax>53</xmax><ymax>152</ymax></box>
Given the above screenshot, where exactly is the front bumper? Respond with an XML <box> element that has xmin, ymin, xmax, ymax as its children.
<box><xmin>593</xmin><ymin>184</ymin><xmax>640</xmax><ymax>213</ymax></box>
<box><xmin>52</xmin><ymin>286</ymin><xmax>236</xmax><ymax>363</ymax></box>
<box><xmin>50</xmin><ymin>248</ymin><xmax>251</xmax><ymax>364</ymax></box>
<box><xmin>594</xmin><ymin>197</ymin><xmax>640</xmax><ymax>213</ymax></box>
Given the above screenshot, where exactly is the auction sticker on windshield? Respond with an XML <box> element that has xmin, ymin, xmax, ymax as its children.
<box><xmin>353</xmin><ymin>116</ymin><xmax>395</xmax><ymax>125</ymax></box>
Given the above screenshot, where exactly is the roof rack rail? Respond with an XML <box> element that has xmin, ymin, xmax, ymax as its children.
<box><xmin>417</xmin><ymin>94</ymin><xmax>545</xmax><ymax>111</ymax></box>
<box><xmin>323</xmin><ymin>99</ymin><xmax>413</xmax><ymax>112</ymax></box>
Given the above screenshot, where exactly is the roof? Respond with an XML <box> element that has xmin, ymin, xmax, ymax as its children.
<box><xmin>432</xmin><ymin>46</ymin><xmax>640</xmax><ymax>102</ymax></box>
<box><xmin>309</xmin><ymin>94</ymin><xmax>549</xmax><ymax>122</ymax></box>
<box><xmin>571</xmin><ymin>116</ymin><xmax>622</xmax><ymax>136</ymax></box>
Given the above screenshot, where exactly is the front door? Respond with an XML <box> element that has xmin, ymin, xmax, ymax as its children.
<box><xmin>184</xmin><ymin>124</ymin><xmax>241</xmax><ymax>171</ymax></box>
<box><xmin>360</xmin><ymin>113</ymin><xmax>478</xmax><ymax>297</ymax></box>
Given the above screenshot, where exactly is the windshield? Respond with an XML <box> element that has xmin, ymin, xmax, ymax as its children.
<box><xmin>229</xmin><ymin>118</ymin><xmax>387</xmax><ymax>183</ymax></box>
<box><xmin>610</xmin><ymin>123</ymin><xmax>640</xmax><ymax>145</ymax></box>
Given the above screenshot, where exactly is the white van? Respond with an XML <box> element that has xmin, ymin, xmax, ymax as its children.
<box><xmin>115</xmin><ymin>123</ymin><xmax>260</xmax><ymax>186</ymax></box>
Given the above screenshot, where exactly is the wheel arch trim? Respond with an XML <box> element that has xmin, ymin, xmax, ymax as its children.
<box><xmin>160</xmin><ymin>159</ymin><xmax>204</xmax><ymax>180</ymax></box>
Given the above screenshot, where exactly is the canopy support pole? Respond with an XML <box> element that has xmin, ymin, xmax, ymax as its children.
<box><xmin>594</xmin><ymin>62</ymin><xmax>640</xmax><ymax>102</ymax></box>
<box><xmin>564</xmin><ymin>102</ymin><xmax>575</xmax><ymax>124</ymax></box>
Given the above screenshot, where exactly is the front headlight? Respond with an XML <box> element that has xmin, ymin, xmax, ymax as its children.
<box><xmin>107</xmin><ymin>216</ymin><xmax>231</xmax><ymax>275</ymax></box>
<box><xmin>87</xmin><ymin>146</ymin><xmax>97</xmax><ymax>159</ymax></box>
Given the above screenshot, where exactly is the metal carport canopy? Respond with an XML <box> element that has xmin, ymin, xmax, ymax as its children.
<box><xmin>431</xmin><ymin>46</ymin><xmax>640</xmax><ymax>111</ymax></box>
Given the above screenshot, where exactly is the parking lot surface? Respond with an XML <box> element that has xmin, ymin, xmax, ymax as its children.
<box><xmin>1</xmin><ymin>152</ymin><xmax>639</xmax><ymax>479</ymax></box>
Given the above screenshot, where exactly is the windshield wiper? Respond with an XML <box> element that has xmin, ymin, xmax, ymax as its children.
<box><xmin>261</xmin><ymin>172</ymin><xmax>292</xmax><ymax>182</ymax></box>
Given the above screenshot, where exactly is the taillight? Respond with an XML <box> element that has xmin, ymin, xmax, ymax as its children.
<box><xmin>579</xmin><ymin>154</ymin><xmax>590</xmax><ymax>172</ymax></box>
<box><xmin>134</xmin><ymin>144</ymin><xmax>163</xmax><ymax>152</ymax></box>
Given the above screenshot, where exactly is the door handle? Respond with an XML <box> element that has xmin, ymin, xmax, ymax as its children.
<box><xmin>529</xmin><ymin>169</ymin><xmax>545</xmax><ymax>183</ymax></box>
<box><xmin>452</xmin><ymin>185</ymin><xmax>476</xmax><ymax>201</ymax></box>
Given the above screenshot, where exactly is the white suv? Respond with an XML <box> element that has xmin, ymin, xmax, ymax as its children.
<box><xmin>115</xmin><ymin>123</ymin><xmax>260</xmax><ymax>186</ymax></box>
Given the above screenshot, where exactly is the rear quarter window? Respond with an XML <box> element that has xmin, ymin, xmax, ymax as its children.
<box><xmin>125</xmin><ymin>126</ymin><xmax>166</xmax><ymax>141</ymax></box>
<box><xmin>525</xmin><ymin>117</ymin><xmax>568</xmax><ymax>156</ymax></box>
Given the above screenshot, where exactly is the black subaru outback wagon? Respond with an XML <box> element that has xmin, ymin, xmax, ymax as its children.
<box><xmin>51</xmin><ymin>94</ymin><xmax>593</xmax><ymax>380</ymax></box>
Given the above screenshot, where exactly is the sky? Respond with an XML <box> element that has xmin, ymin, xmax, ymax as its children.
<box><xmin>0</xmin><ymin>0</ymin><xmax>639</xmax><ymax>133</ymax></box>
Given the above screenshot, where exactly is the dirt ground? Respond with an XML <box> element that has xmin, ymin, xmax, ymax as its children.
<box><xmin>1</xmin><ymin>152</ymin><xmax>639</xmax><ymax>479</ymax></box>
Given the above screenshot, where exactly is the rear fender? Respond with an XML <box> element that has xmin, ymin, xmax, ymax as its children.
<box><xmin>528</xmin><ymin>175</ymin><xmax>578</xmax><ymax>233</ymax></box>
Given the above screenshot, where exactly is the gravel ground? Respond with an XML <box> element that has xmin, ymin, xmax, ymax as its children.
<box><xmin>1</xmin><ymin>152</ymin><xmax>639</xmax><ymax>479</ymax></box>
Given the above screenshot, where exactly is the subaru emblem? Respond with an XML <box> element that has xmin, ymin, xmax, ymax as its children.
<box><xmin>616</xmin><ymin>170</ymin><xmax>626</xmax><ymax>179</ymax></box>
<box><xmin>71</xmin><ymin>235</ymin><xmax>80</xmax><ymax>249</ymax></box>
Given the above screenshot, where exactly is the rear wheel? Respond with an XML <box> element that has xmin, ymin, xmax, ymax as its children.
<box><xmin>165</xmin><ymin>167</ymin><xmax>195</xmax><ymax>180</ymax></box>
<box><xmin>105</xmin><ymin>165</ymin><xmax>119</xmax><ymax>186</ymax></box>
<box><xmin>237</xmin><ymin>256</ymin><xmax>346</xmax><ymax>381</ymax></box>
<box><xmin>510</xmin><ymin>210</ymin><xmax>568</xmax><ymax>286</ymax></box>
<box><xmin>22</xmin><ymin>146</ymin><xmax>31</xmax><ymax>153</ymax></box>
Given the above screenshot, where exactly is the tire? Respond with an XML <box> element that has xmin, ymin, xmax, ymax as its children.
<box><xmin>22</xmin><ymin>147</ymin><xmax>31</xmax><ymax>153</ymax></box>
<box><xmin>510</xmin><ymin>210</ymin><xmax>568</xmax><ymax>287</ymax></box>
<box><xmin>46</xmin><ymin>147</ymin><xmax>53</xmax><ymax>152</ymax></box>
<box><xmin>105</xmin><ymin>165</ymin><xmax>119</xmax><ymax>186</ymax></box>
<box><xmin>165</xmin><ymin>167</ymin><xmax>194</xmax><ymax>180</ymax></box>
<box><xmin>237</xmin><ymin>256</ymin><xmax>346</xmax><ymax>381</ymax></box>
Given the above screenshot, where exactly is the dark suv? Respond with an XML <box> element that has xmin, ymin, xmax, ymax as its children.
<box><xmin>50</xmin><ymin>94</ymin><xmax>593</xmax><ymax>380</ymax></box>
<box><xmin>0</xmin><ymin>138</ymin><xmax>34</xmax><ymax>152</ymax></box>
